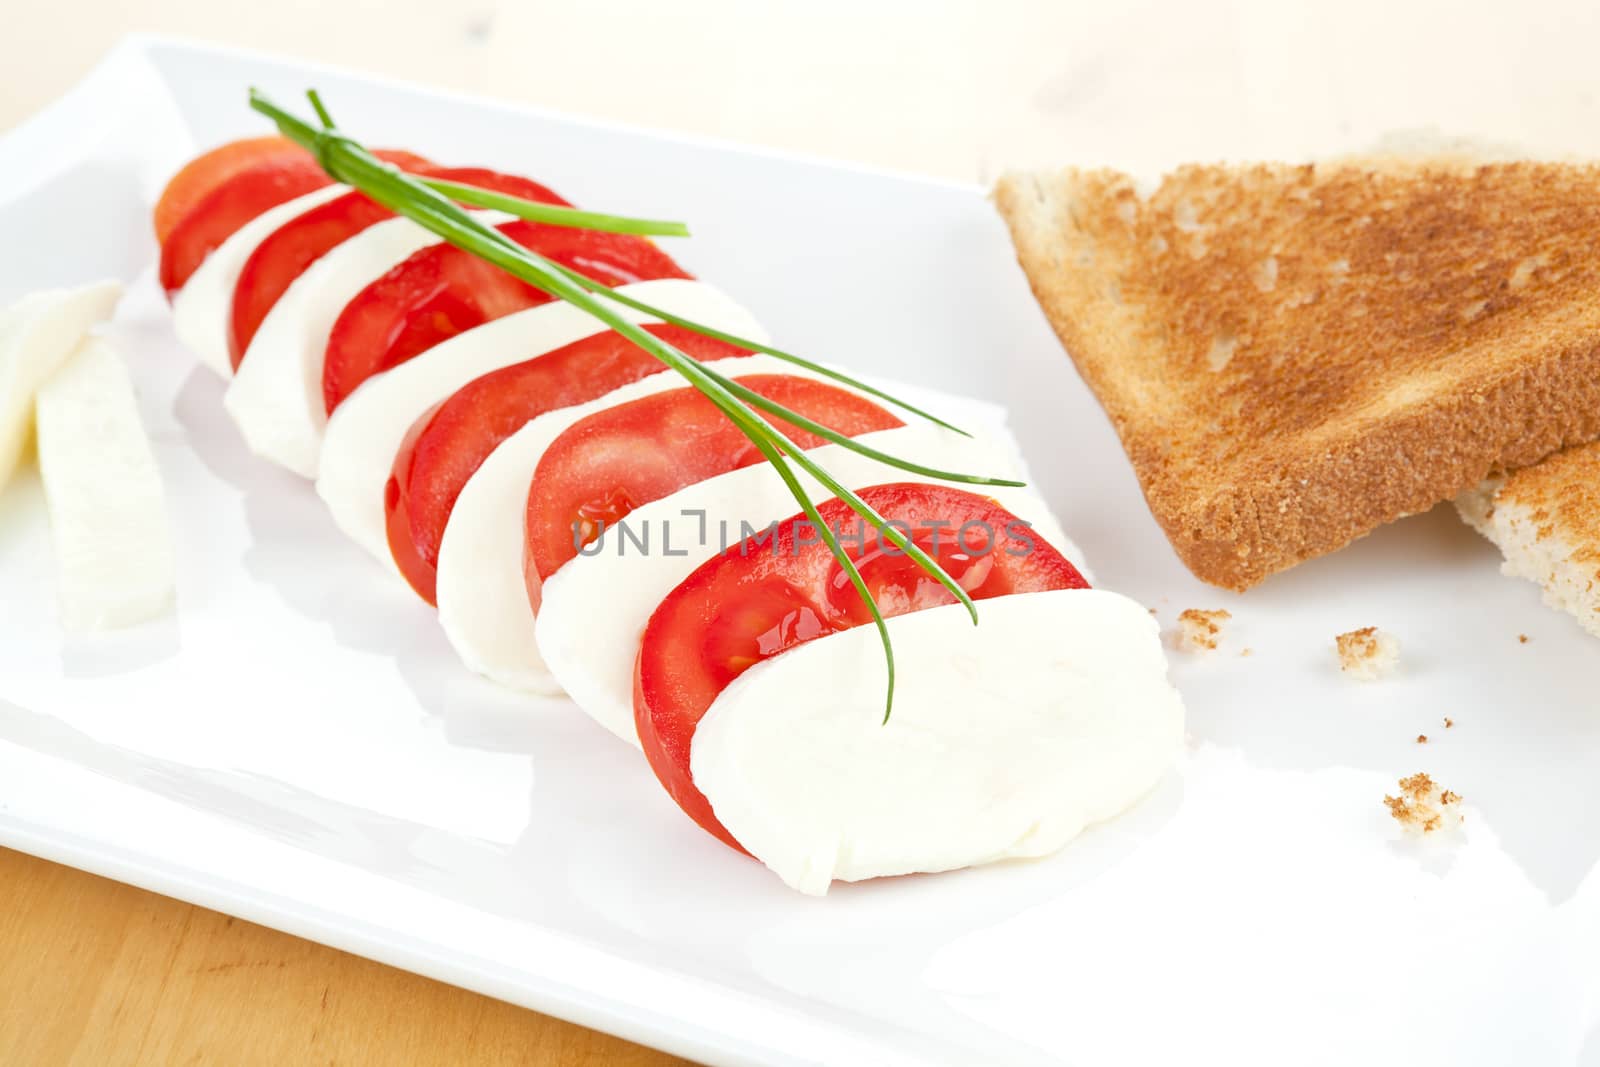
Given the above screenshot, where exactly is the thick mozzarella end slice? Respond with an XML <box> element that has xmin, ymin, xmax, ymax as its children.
<box><xmin>0</xmin><ymin>281</ymin><xmax>123</xmax><ymax>491</ymax></box>
<box><xmin>223</xmin><ymin>211</ymin><xmax>507</xmax><ymax>478</ymax></box>
<box><xmin>35</xmin><ymin>338</ymin><xmax>176</xmax><ymax>631</ymax></box>
<box><xmin>691</xmin><ymin>588</ymin><xmax>1183</xmax><ymax>896</ymax></box>
<box><xmin>436</xmin><ymin>351</ymin><xmax>796</xmax><ymax>696</ymax></box>
<box><xmin>320</xmin><ymin>278</ymin><xmax>769</xmax><ymax>567</ymax></box>
<box><xmin>535</xmin><ymin>420</ymin><xmax>1046</xmax><ymax>746</ymax></box>
<box><xmin>170</xmin><ymin>184</ymin><xmax>348</xmax><ymax>379</ymax></box>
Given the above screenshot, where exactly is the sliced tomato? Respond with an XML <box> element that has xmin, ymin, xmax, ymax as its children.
<box><xmin>158</xmin><ymin>146</ymin><xmax>429</xmax><ymax>295</ymax></box>
<box><xmin>322</xmin><ymin>221</ymin><xmax>691</xmax><ymax>413</ymax></box>
<box><xmin>385</xmin><ymin>324</ymin><xmax>751</xmax><ymax>604</ymax></box>
<box><xmin>633</xmin><ymin>483</ymin><xmax>1090</xmax><ymax>852</ymax></box>
<box><xmin>227</xmin><ymin>168</ymin><xmax>570</xmax><ymax>368</ymax></box>
<box><xmin>154</xmin><ymin>136</ymin><xmax>298</xmax><ymax>244</ymax></box>
<box><xmin>522</xmin><ymin>375</ymin><xmax>904</xmax><ymax>611</ymax></box>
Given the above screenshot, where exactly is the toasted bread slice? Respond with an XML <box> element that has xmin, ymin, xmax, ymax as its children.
<box><xmin>996</xmin><ymin>161</ymin><xmax>1600</xmax><ymax>589</ymax></box>
<box><xmin>1457</xmin><ymin>446</ymin><xmax>1600</xmax><ymax>637</ymax></box>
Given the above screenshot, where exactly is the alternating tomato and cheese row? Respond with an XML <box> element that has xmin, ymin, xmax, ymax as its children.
<box><xmin>155</xmin><ymin>137</ymin><xmax>1183</xmax><ymax>894</ymax></box>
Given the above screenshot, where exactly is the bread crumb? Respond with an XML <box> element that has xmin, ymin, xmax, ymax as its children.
<box><xmin>1336</xmin><ymin>626</ymin><xmax>1400</xmax><ymax>680</ymax></box>
<box><xmin>1416</xmin><ymin>734</ymin><xmax>1428</xmax><ymax>744</ymax></box>
<box><xmin>1444</xmin><ymin>717</ymin><xmax>1454</xmax><ymax>729</ymax></box>
<box><xmin>1239</xmin><ymin>647</ymin><xmax>1253</xmax><ymax>658</ymax></box>
<box><xmin>1518</xmin><ymin>634</ymin><xmax>1530</xmax><ymax>644</ymax></box>
<box><xmin>1176</xmin><ymin>608</ymin><xmax>1231</xmax><ymax>652</ymax></box>
<box><xmin>1384</xmin><ymin>772</ymin><xmax>1464</xmax><ymax>836</ymax></box>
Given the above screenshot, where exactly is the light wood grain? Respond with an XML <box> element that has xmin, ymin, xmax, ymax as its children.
<box><xmin>0</xmin><ymin>849</ymin><xmax>692</xmax><ymax>1065</ymax></box>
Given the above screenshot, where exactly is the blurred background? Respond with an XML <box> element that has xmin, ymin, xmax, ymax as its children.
<box><xmin>7</xmin><ymin>0</ymin><xmax>1600</xmax><ymax>182</ymax></box>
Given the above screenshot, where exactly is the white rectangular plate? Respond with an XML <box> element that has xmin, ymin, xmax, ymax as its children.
<box><xmin>1</xmin><ymin>36</ymin><xmax>1596</xmax><ymax>1067</ymax></box>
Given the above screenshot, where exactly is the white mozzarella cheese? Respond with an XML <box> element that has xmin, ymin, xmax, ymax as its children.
<box><xmin>534</xmin><ymin>420</ymin><xmax>1077</xmax><ymax>747</ymax></box>
<box><xmin>436</xmin><ymin>350</ymin><xmax>820</xmax><ymax>695</ymax></box>
<box><xmin>316</xmin><ymin>278</ymin><xmax>768</xmax><ymax>567</ymax></box>
<box><xmin>34</xmin><ymin>338</ymin><xmax>176</xmax><ymax>631</ymax></box>
<box><xmin>169</xmin><ymin>184</ymin><xmax>348</xmax><ymax>378</ymax></box>
<box><xmin>692</xmin><ymin>588</ymin><xmax>1183</xmax><ymax>895</ymax></box>
<box><xmin>0</xmin><ymin>280</ymin><xmax>123</xmax><ymax>492</ymax></box>
<box><xmin>222</xmin><ymin>210</ymin><xmax>510</xmax><ymax>478</ymax></box>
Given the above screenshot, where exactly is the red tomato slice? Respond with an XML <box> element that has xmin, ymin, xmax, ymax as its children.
<box><xmin>227</xmin><ymin>168</ymin><xmax>571</xmax><ymax>369</ymax></box>
<box><xmin>385</xmin><ymin>324</ymin><xmax>752</xmax><ymax>604</ymax></box>
<box><xmin>322</xmin><ymin>222</ymin><xmax>692</xmax><ymax>414</ymax></box>
<box><xmin>158</xmin><ymin>147</ymin><xmax>429</xmax><ymax>295</ymax></box>
<box><xmin>633</xmin><ymin>483</ymin><xmax>1090</xmax><ymax>852</ymax></box>
<box><xmin>154</xmin><ymin>136</ymin><xmax>297</xmax><ymax>244</ymax></box>
<box><xmin>522</xmin><ymin>375</ymin><xmax>904</xmax><ymax>611</ymax></box>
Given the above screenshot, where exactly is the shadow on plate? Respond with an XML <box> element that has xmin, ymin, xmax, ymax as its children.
<box><xmin>59</xmin><ymin>614</ymin><xmax>181</xmax><ymax>678</ymax></box>
<box><xmin>170</xmin><ymin>365</ymin><xmax>575</xmax><ymax>757</ymax></box>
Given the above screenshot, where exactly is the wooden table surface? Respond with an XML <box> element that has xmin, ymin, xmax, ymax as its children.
<box><xmin>4</xmin><ymin>1</ymin><xmax>1594</xmax><ymax>1062</ymax></box>
<box><xmin>0</xmin><ymin>848</ymin><xmax>693</xmax><ymax>1065</ymax></box>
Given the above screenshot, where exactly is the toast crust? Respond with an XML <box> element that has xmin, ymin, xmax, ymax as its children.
<box><xmin>997</xmin><ymin>161</ymin><xmax>1600</xmax><ymax>589</ymax></box>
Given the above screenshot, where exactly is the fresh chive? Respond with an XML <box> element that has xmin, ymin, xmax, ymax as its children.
<box><xmin>307</xmin><ymin>89</ymin><xmax>337</xmax><ymax>128</ymax></box>
<box><xmin>536</xmin><ymin>257</ymin><xmax>973</xmax><ymax>438</ymax></box>
<box><xmin>702</xmin><ymin>368</ymin><xmax>1025</xmax><ymax>487</ymax></box>
<box><xmin>420</xmin><ymin>178</ymin><xmax>690</xmax><ymax>237</ymax></box>
<box><xmin>757</xmin><ymin>443</ymin><xmax>899</xmax><ymax>722</ymax></box>
<box><xmin>301</xmin><ymin>89</ymin><xmax>689</xmax><ymax>238</ymax></box>
<box><xmin>249</xmin><ymin>88</ymin><xmax>990</xmax><ymax>719</ymax></box>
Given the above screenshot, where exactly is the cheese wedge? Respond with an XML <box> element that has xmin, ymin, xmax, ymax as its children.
<box><xmin>35</xmin><ymin>338</ymin><xmax>175</xmax><ymax>631</ymax></box>
<box><xmin>0</xmin><ymin>281</ymin><xmax>122</xmax><ymax>491</ymax></box>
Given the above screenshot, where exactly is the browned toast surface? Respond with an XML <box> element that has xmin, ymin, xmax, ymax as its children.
<box><xmin>996</xmin><ymin>161</ymin><xmax>1600</xmax><ymax>589</ymax></box>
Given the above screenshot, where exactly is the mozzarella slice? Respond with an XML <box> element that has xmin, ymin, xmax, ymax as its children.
<box><xmin>317</xmin><ymin>278</ymin><xmax>768</xmax><ymax>566</ymax></box>
<box><xmin>692</xmin><ymin>588</ymin><xmax>1183</xmax><ymax>895</ymax></box>
<box><xmin>222</xmin><ymin>210</ymin><xmax>510</xmax><ymax>478</ymax></box>
<box><xmin>34</xmin><ymin>338</ymin><xmax>175</xmax><ymax>631</ymax></box>
<box><xmin>170</xmin><ymin>184</ymin><xmax>348</xmax><ymax>378</ymax></box>
<box><xmin>436</xmin><ymin>350</ymin><xmax>818</xmax><ymax>695</ymax></box>
<box><xmin>534</xmin><ymin>420</ymin><xmax>1077</xmax><ymax>746</ymax></box>
<box><xmin>0</xmin><ymin>281</ymin><xmax>123</xmax><ymax>492</ymax></box>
